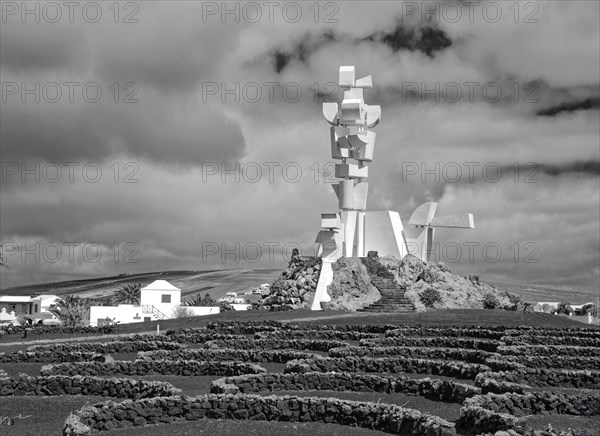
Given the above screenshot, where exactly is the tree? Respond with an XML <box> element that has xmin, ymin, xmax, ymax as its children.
<box><xmin>112</xmin><ymin>283</ymin><xmax>142</xmax><ymax>305</ymax></box>
<box><xmin>182</xmin><ymin>293</ymin><xmax>217</xmax><ymax>306</ymax></box>
<box><xmin>555</xmin><ymin>301</ymin><xmax>573</xmax><ymax>316</ymax></box>
<box><xmin>49</xmin><ymin>295</ymin><xmax>90</xmax><ymax>327</ymax></box>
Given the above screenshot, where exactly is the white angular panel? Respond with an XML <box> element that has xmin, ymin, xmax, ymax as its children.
<box><xmin>355</xmin><ymin>75</ymin><xmax>373</xmax><ymax>88</ymax></box>
<box><xmin>404</xmin><ymin>226</ymin><xmax>434</xmax><ymax>262</ymax></box>
<box><xmin>430</xmin><ymin>213</ymin><xmax>474</xmax><ymax>228</ymax></box>
<box><xmin>311</xmin><ymin>261</ymin><xmax>333</xmax><ymax>310</ymax></box>
<box><xmin>409</xmin><ymin>202</ymin><xmax>438</xmax><ymax>226</ymax></box>
<box><xmin>352</xmin><ymin>182</ymin><xmax>369</xmax><ymax>210</ymax></box>
<box><xmin>340</xmin><ymin>210</ymin><xmax>358</xmax><ymax>257</ymax></box>
<box><xmin>365</xmin><ymin>104</ymin><xmax>382</xmax><ymax>128</ymax></box>
<box><xmin>323</xmin><ymin>102</ymin><xmax>339</xmax><ymax>125</ymax></box>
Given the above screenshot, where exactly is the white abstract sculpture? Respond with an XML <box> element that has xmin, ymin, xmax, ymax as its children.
<box><xmin>311</xmin><ymin>66</ymin><xmax>475</xmax><ymax>310</ymax></box>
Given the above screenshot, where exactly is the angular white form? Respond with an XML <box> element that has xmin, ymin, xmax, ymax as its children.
<box><xmin>311</xmin><ymin>66</ymin><xmax>475</xmax><ymax>310</ymax></box>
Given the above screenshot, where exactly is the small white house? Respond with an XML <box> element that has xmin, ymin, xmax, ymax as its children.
<box><xmin>89</xmin><ymin>280</ymin><xmax>219</xmax><ymax>326</ymax></box>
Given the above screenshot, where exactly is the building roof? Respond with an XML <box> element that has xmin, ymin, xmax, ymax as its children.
<box><xmin>35</xmin><ymin>294</ymin><xmax>59</xmax><ymax>300</ymax></box>
<box><xmin>0</xmin><ymin>296</ymin><xmax>32</xmax><ymax>303</ymax></box>
<box><xmin>141</xmin><ymin>280</ymin><xmax>181</xmax><ymax>292</ymax></box>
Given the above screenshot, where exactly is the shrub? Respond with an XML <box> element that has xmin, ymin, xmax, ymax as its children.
<box><xmin>419</xmin><ymin>288</ymin><xmax>442</xmax><ymax>308</ymax></box>
<box><xmin>171</xmin><ymin>306</ymin><xmax>194</xmax><ymax>318</ymax></box>
<box><xmin>483</xmin><ymin>293</ymin><xmax>500</xmax><ymax>309</ymax></box>
<box><xmin>183</xmin><ymin>293</ymin><xmax>217</xmax><ymax>306</ymax></box>
<box><xmin>555</xmin><ymin>301</ymin><xmax>573</xmax><ymax>315</ymax></box>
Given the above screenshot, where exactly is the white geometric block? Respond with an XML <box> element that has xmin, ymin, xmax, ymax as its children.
<box><xmin>339</xmin><ymin>66</ymin><xmax>355</xmax><ymax>88</ymax></box>
<box><xmin>365</xmin><ymin>105</ymin><xmax>382</xmax><ymax>128</ymax></box>
<box><xmin>350</xmin><ymin>131</ymin><xmax>376</xmax><ymax>162</ymax></box>
<box><xmin>355</xmin><ymin>75</ymin><xmax>373</xmax><ymax>88</ymax></box>
<box><xmin>330</xmin><ymin>127</ymin><xmax>350</xmax><ymax>159</ymax></box>
<box><xmin>335</xmin><ymin>163</ymin><xmax>369</xmax><ymax>179</ymax></box>
<box><xmin>321</xmin><ymin>213</ymin><xmax>341</xmax><ymax>229</ymax></box>
<box><xmin>337</xmin><ymin>179</ymin><xmax>355</xmax><ymax>209</ymax></box>
<box><xmin>323</xmin><ymin>102</ymin><xmax>339</xmax><ymax>125</ymax></box>
<box><xmin>340</xmin><ymin>99</ymin><xmax>366</xmax><ymax>125</ymax></box>
<box><xmin>344</xmin><ymin>88</ymin><xmax>364</xmax><ymax>101</ymax></box>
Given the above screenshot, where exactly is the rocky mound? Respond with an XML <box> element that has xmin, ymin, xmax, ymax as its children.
<box><xmin>260</xmin><ymin>251</ymin><xmax>522</xmax><ymax>312</ymax></box>
<box><xmin>325</xmin><ymin>257</ymin><xmax>381</xmax><ymax>311</ymax></box>
<box><xmin>258</xmin><ymin>253</ymin><xmax>321</xmax><ymax>311</ymax></box>
<box><xmin>378</xmin><ymin>254</ymin><xmax>520</xmax><ymax>312</ymax></box>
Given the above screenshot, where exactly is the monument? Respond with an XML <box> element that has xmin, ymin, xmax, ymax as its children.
<box><xmin>311</xmin><ymin>66</ymin><xmax>475</xmax><ymax>310</ymax></box>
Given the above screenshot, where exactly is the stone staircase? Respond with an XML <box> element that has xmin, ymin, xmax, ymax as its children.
<box><xmin>358</xmin><ymin>276</ymin><xmax>415</xmax><ymax>313</ymax></box>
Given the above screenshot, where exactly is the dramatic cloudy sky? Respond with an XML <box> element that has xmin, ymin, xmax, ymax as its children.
<box><xmin>1</xmin><ymin>1</ymin><xmax>599</xmax><ymax>293</ymax></box>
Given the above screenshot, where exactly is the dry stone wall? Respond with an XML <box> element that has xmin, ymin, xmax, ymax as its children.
<box><xmin>0</xmin><ymin>374</ymin><xmax>180</xmax><ymax>398</ymax></box>
<box><xmin>284</xmin><ymin>356</ymin><xmax>490</xmax><ymax>380</ymax></box>
<box><xmin>209</xmin><ymin>372</ymin><xmax>481</xmax><ymax>403</ymax></box>
<box><xmin>63</xmin><ymin>393</ymin><xmax>456</xmax><ymax>436</ymax></box>
<box><xmin>41</xmin><ymin>360</ymin><xmax>267</xmax><ymax>377</ymax></box>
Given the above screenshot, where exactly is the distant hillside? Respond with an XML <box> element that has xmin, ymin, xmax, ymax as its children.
<box><xmin>0</xmin><ymin>269</ymin><xmax>281</xmax><ymax>302</ymax></box>
<box><xmin>487</xmin><ymin>281</ymin><xmax>598</xmax><ymax>304</ymax></box>
<box><xmin>1</xmin><ymin>268</ymin><xmax>596</xmax><ymax>307</ymax></box>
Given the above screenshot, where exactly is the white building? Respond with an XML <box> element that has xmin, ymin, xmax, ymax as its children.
<box><xmin>0</xmin><ymin>294</ymin><xmax>60</xmax><ymax>324</ymax></box>
<box><xmin>89</xmin><ymin>280</ymin><xmax>219</xmax><ymax>326</ymax></box>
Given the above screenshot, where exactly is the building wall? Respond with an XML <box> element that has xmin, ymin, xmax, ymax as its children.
<box><xmin>89</xmin><ymin>304</ymin><xmax>220</xmax><ymax>326</ymax></box>
<box><xmin>140</xmin><ymin>289</ymin><xmax>181</xmax><ymax>318</ymax></box>
<box><xmin>89</xmin><ymin>305</ymin><xmax>145</xmax><ymax>326</ymax></box>
<box><xmin>0</xmin><ymin>302</ymin><xmax>32</xmax><ymax>316</ymax></box>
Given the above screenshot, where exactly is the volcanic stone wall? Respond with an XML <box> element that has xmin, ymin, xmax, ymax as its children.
<box><xmin>41</xmin><ymin>360</ymin><xmax>267</xmax><ymax>377</ymax></box>
<box><xmin>210</xmin><ymin>372</ymin><xmax>481</xmax><ymax>403</ymax></box>
<box><xmin>0</xmin><ymin>374</ymin><xmax>180</xmax><ymax>398</ymax></box>
<box><xmin>284</xmin><ymin>356</ymin><xmax>490</xmax><ymax>380</ymax></box>
<box><xmin>63</xmin><ymin>394</ymin><xmax>456</xmax><ymax>436</ymax></box>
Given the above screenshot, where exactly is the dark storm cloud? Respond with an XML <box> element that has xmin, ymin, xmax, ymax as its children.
<box><xmin>0</xmin><ymin>22</ymin><xmax>88</xmax><ymax>72</ymax></box>
<box><xmin>537</xmin><ymin>97</ymin><xmax>600</xmax><ymax>116</ymax></box>
<box><xmin>270</xmin><ymin>31</ymin><xmax>337</xmax><ymax>73</ymax></box>
<box><xmin>371</xmin><ymin>24</ymin><xmax>452</xmax><ymax>57</ymax></box>
<box><xmin>0</xmin><ymin>98</ymin><xmax>246</xmax><ymax>168</ymax></box>
<box><xmin>269</xmin><ymin>21</ymin><xmax>452</xmax><ymax>75</ymax></box>
<box><xmin>537</xmin><ymin>161</ymin><xmax>600</xmax><ymax>176</ymax></box>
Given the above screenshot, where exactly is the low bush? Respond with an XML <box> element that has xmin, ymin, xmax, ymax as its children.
<box><xmin>419</xmin><ymin>288</ymin><xmax>442</xmax><ymax>308</ymax></box>
<box><xmin>483</xmin><ymin>293</ymin><xmax>501</xmax><ymax>310</ymax></box>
